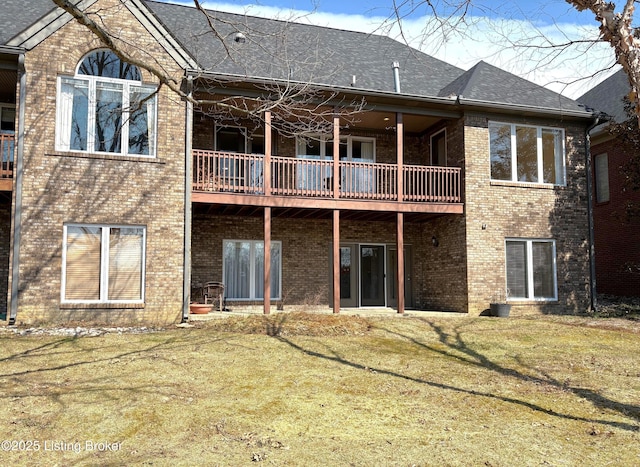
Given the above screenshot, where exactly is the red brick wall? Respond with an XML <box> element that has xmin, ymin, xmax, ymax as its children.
<box><xmin>591</xmin><ymin>136</ymin><xmax>640</xmax><ymax>297</ymax></box>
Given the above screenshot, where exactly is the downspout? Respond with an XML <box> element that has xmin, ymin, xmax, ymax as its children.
<box><xmin>392</xmin><ymin>61</ymin><xmax>401</xmax><ymax>93</ymax></box>
<box><xmin>585</xmin><ymin>114</ymin><xmax>602</xmax><ymax>313</ymax></box>
<box><xmin>181</xmin><ymin>75</ymin><xmax>194</xmax><ymax>323</ymax></box>
<box><xmin>9</xmin><ymin>53</ymin><xmax>26</xmax><ymax>325</ymax></box>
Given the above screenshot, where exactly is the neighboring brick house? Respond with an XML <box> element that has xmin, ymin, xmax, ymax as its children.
<box><xmin>1</xmin><ymin>0</ymin><xmax>596</xmax><ymax>325</ymax></box>
<box><xmin>579</xmin><ymin>71</ymin><xmax>640</xmax><ymax>298</ymax></box>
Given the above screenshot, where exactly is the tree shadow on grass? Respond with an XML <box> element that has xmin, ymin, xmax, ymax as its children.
<box><xmin>274</xmin><ymin>319</ymin><xmax>640</xmax><ymax>433</ymax></box>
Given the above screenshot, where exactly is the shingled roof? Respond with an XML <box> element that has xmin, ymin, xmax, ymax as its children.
<box><xmin>578</xmin><ymin>69</ymin><xmax>630</xmax><ymax>123</ymax></box>
<box><xmin>0</xmin><ymin>0</ymin><xmax>56</xmax><ymax>45</ymax></box>
<box><xmin>2</xmin><ymin>0</ymin><xmax>590</xmax><ymax>116</ymax></box>
<box><xmin>439</xmin><ymin>61</ymin><xmax>584</xmax><ymax>112</ymax></box>
<box><xmin>146</xmin><ymin>1</ymin><xmax>466</xmax><ymax>96</ymax></box>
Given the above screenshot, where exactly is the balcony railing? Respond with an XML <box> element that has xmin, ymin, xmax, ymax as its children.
<box><xmin>192</xmin><ymin>150</ymin><xmax>461</xmax><ymax>203</ymax></box>
<box><xmin>1</xmin><ymin>133</ymin><xmax>15</xmax><ymax>179</ymax></box>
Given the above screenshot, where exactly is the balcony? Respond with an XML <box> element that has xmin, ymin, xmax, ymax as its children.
<box><xmin>192</xmin><ymin>150</ymin><xmax>462</xmax><ymax>207</ymax></box>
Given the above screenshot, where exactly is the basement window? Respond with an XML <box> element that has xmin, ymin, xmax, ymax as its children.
<box><xmin>62</xmin><ymin>224</ymin><xmax>146</xmax><ymax>303</ymax></box>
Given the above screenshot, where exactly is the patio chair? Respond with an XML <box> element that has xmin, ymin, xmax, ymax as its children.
<box><xmin>203</xmin><ymin>281</ymin><xmax>225</xmax><ymax>312</ymax></box>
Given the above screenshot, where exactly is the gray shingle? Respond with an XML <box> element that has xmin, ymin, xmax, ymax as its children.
<box><xmin>3</xmin><ymin>0</ymin><xmax>587</xmax><ymax>115</ymax></box>
<box><xmin>0</xmin><ymin>0</ymin><xmax>55</xmax><ymax>45</ymax></box>
<box><xmin>439</xmin><ymin>61</ymin><xmax>585</xmax><ymax>113</ymax></box>
<box><xmin>146</xmin><ymin>1</ymin><xmax>464</xmax><ymax>96</ymax></box>
<box><xmin>578</xmin><ymin>69</ymin><xmax>629</xmax><ymax>122</ymax></box>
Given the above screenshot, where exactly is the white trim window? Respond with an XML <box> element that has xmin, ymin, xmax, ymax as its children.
<box><xmin>506</xmin><ymin>239</ymin><xmax>557</xmax><ymax>301</ymax></box>
<box><xmin>62</xmin><ymin>224</ymin><xmax>146</xmax><ymax>303</ymax></box>
<box><xmin>56</xmin><ymin>49</ymin><xmax>157</xmax><ymax>157</ymax></box>
<box><xmin>489</xmin><ymin>122</ymin><xmax>565</xmax><ymax>185</ymax></box>
<box><xmin>296</xmin><ymin>135</ymin><xmax>375</xmax><ymax>192</ymax></box>
<box><xmin>296</xmin><ymin>134</ymin><xmax>375</xmax><ymax>161</ymax></box>
<box><xmin>223</xmin><ymin>240</ymin><xmax>282</xmax><ymax>300</ymax></box>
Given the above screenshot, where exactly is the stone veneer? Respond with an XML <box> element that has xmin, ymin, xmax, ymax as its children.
<box><xmin>10</xmin><ymin>0</ymin><xmax>187</xmax><ymax>325</ymax></box>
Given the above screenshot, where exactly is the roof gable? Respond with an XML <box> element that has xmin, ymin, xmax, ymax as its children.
<box><xmin>578</xmin><ymin>69</ymin><xmax>629</xmax><ymax>122</ymax></box>
<box><xmin>439</xmin><ymin>61</ymin><xmax>585</xmax><ymax>113</ymax></box>
<box><xmin>3</xmin><ymin>0</ymin><xmax>196</xmax><ymax>69</ymax></box>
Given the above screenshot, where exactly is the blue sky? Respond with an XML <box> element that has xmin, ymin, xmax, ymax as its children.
<box><xmin>247</xmin><ymin>0</ymin><xmax>595</xmax><ymax>25</ymax></box>
<box><xmin>161</xmin><ymin>1</ymin><xmax>615</xmax><ymax>96</ymax></box>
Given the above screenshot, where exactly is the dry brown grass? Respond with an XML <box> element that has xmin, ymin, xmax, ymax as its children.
<box><xmin>1</xmin><ymin>313</ymin><xmax>639</xmax><ymax>466</ymax></box>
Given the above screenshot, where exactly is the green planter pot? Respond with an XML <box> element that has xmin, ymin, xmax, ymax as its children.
<box><xmin>490</xmin><ymin>303</ymin><xmax>511</xmax><ymax>317</ymax></box>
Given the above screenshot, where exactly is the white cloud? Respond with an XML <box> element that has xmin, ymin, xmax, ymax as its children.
<box><xmin>173</xmin><ymin>1</ymin><xmax>619</xmax><ymax>98</ymax></box>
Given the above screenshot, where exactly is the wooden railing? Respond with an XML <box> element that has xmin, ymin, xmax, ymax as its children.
<box><xmin>1</xmin><ymin>133</ymin><xmax>15</xmax><ymax>179</ymax></box>
<box><xmin>193</xmin><ymin>150</ymin><xmax>461</xmax><ymax>203</ymax></box>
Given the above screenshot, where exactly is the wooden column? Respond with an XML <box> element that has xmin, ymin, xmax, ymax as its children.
<box><xmin>396</xmin><ymin>112</ymin><xmax>404</xmax><ymax>202</ymax></box>
<box><xmin>264</xmin><ymin>111</ymin><xmax>272</xmax><ymax>196</ymax></box>
<box><xmin>396</xmin><ymin>212</ymin><xmax>405</xmax><ymax>314</ymax></box>
<box><xmin>333</xmin><ymin>114</ymin><xmax>340</xmax><ymax>199</ymax></box>
<box><xmin>333</xmin><ymin>209</ymin><xmax>340</xmax><ymax>313</ymax></box>
<box><xmin>264</xmin><ymin>206</ymin><xmax>271</xmax><ymax>314</ymax></box>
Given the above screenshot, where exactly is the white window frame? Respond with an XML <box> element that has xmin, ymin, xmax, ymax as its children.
<box><xmin>594</xmin><ymin>153</ymin><xmax>610</xmax><ymax>203</ymax></box>
<box><xmin>296</xmin><ymin>134</ymin><xmax>376</xmax><ymax>161</ymax></box>
<box><xmin>505</xmin><ymin>238</ymin><xmax>557</xmax><ymax>301</ymax></box>
<box><xmin>61</xmin><ymin>224</ymin><xmax>146</xmax><ymax>304</ymax></box>
<box><xmin>222</xmin><ymin>239</ymin><xmax>282</xmax><ymax>300</ymax></box>
<box><xmin>489</xmin><ymin>122</ymin><xmax>566</xmax><ymax>185</ymax></box>
<box><xmin>55</xmin><ymin>56</ymin><xmax>157</xmax><ymax>157</ymax></box>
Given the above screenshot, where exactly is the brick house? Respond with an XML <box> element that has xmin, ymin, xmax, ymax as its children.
<box><xmin>579</xmin><ymin>71</ymin><xmax>640</xmax><ymax>298</ymax></box>
<box><xmin>0</xmin><ymin>0</ymin><xmax>596</xmax><ymax>325</ymax></box>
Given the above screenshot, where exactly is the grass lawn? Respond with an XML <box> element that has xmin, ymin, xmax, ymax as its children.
<box><xmin>1</xmin><ymin>312</ymin><xmax>639</xmax><ymax>466</ymax></box>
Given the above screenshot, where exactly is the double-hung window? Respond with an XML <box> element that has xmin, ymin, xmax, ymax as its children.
<box><xmin>56</xmin><ymin>50</ymin><xmax>157</xmax><ymax>157</ymax></box>
<box><xmin>505</xmin><ymin>239</ymin><xmax>557</xmax><ymax>301</ymax></box>
<box><xmin>489</xmin><ymin>122</ymin><xmax>565</xmax><ymax>185</ymax></box>
<box><xmin>62</xmin><ymin>225</ymin><xmax>146</xmax><ymax>303</ymax></box>
<box><xmin>223</xmin><ymin>240</ymin><xmax>281</xmax><ymax>300</ymax></box>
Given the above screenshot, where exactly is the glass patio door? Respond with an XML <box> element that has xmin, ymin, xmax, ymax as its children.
<box><xmin>360</xmin><ymin>245</ymin><xmax>385</xmax><ymax>307</ymax></box>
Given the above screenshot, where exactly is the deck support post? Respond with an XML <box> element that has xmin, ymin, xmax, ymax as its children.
<box><xmin>397</xmin><ymin>212</ymin><xmax>405</xmax><ymax>314</ymax></box>
<box><xmin>264</xmin><ymin>206</ymin><xmax>271</xmax><ymax>314</ymax></box>
<box><xmin>333</xmin><ymin>209</ymin><xmax>340</xmax><ymax>313</ymax></box>
<box><xmin>264</xmin><ymin>111</ymin><xmax>271</xmax><ymax>196</ymax></box>
<box><xmin>396</xmin><ymin>112</ymin><xmax>404</xmax><ymax>202</ymax></box>
<box><xmin>333</xmin><ymin>113</ymin><xmax>340</xmax><ymax>199</ymax></box>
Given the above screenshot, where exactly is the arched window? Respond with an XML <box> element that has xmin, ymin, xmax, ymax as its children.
<box><xmin>56</xmin><ymin>49</ymin><xmax>157</xmax><ymax>157</ymax></box>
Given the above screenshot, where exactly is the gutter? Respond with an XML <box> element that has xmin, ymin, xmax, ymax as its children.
<box><xmin>9</xmin><ymin>53</ymin><xmax>26</xmax><ymax>325</ymax></box>
<box><xmin>585</xmin><ymin>113</ymin><xmax>607</xmax><ymax>313</ymax></box>
<box><xmin>182</xmin><ymin>75</ymin><xmax>194</xmax><ymax>323</ymax></box>
<box><xmin>457</xmin><ymin>97</ymin><xmax>593</xmax><ymax>120</ymax></box>
<box><xmin>185</xmin><ymin>69</ymin><xmax>594</xmax><ymax>121</ymax></box>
